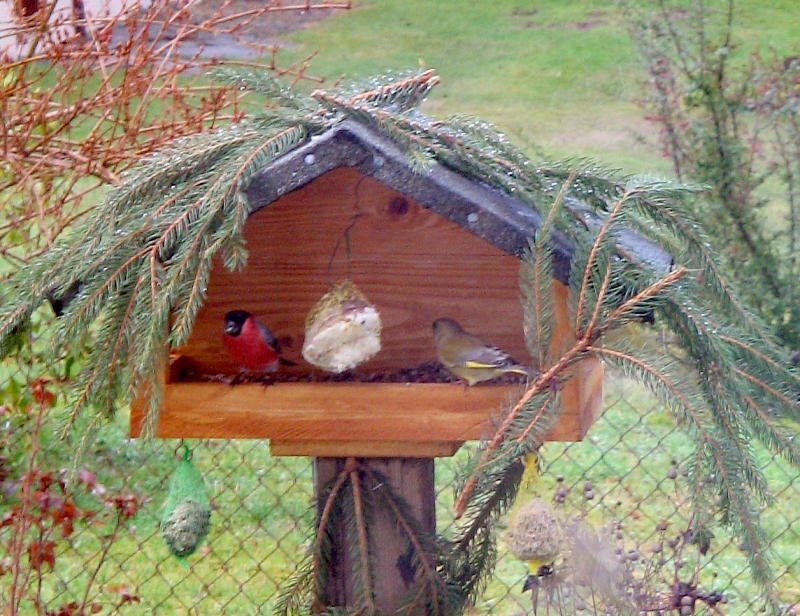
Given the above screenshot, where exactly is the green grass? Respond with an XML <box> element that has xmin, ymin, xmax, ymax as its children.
<box><xmin>279</xmin><ymin>0</ymin><xmax>800</xmax><ymax>171</ymax></box>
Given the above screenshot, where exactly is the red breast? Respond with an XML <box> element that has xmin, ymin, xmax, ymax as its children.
<box><xmin>222</xmin><ymin>316</ymin><xmax>280</xmax><ymax>372</ymax></box>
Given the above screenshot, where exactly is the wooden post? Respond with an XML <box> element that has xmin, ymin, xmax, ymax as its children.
<box><xmin>314</xmin><ymin>457</ymin><xmax>436</xmax><ymax>613</ymax></box>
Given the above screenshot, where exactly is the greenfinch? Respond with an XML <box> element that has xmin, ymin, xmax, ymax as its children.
<box><xmin>432</xmin><ymin>317</ymin><xmax>531</xmax><ymax>385</ymax></box>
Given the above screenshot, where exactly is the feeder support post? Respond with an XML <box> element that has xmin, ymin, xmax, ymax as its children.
<box><xmin>313</xmin><ymin>457</ymin><xmax>436</xmax><ymax>612</ymax></box>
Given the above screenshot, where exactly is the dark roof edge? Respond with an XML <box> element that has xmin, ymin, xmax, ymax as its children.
<box><xmin>244</xmin><ymin>119</ymin><xmax>672</xmax><ymax>285</ymax></box>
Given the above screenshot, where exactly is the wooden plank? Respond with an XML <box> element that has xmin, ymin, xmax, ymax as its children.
<box><xmin>579</xmin><ymin>357</ymin><xmax>605</xmax><ymax>437</ymax></box>
<box><xmin>165</xmin><ymin>354</ymin><xmax>187</xmax><ymax>384</ymax></box>
<box><xmin>128</xmin><ymin>381</ymin><xmax>581</xmax><ymax>443</ymax></box>
<box><xmin>538</xmin><ymin>280</ymin><xmax>605</xmax><ymax>439</ymax></box>
<box><xmin>129</xmin><ymin>354</ymin><xmax>186</xmax><ymax>434</ymax></box>
<box><xmin>270</xmin><ymin>440</ymin><xmax>461</xmax><ymax>458</ymax></box>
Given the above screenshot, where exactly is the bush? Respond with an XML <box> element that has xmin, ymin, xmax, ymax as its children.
<box><xmin>627</xmin><ymin>0</ymin><xmax>800</xmax><ymax>350</ymax></box>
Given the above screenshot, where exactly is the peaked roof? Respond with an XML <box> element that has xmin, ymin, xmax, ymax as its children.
<box><xmin>244</xmin><ymin>119</ymin><xmax>673</xmax><ymax>285</ymax></box>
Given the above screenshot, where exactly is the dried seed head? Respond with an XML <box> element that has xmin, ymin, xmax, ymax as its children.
<box><xmin>667</xmin><ymin>466</ymin><xmax>678</xmax><ymax>480</ymax></box>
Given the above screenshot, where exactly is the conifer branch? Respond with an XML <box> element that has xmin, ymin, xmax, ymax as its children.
<box><xmin>575</xmin><ymin>192</ymin><xmax>628</xmax><ymax>334</ymax></box>
<box><xmin>107</xmin><ymin>277</ymin><xmax>145</xmax><ymax>393</ymax></box>
<box><xmin>720</xmin><ymin>333</ymin><xmax>800</xmax><ymax>387</ymax></box>
<box><xmin>606</xmin><ymin>267</ymin><xmax>688</xmax><ymax>323</ymax></box>
<box><xmin>57</xmin><ymin>248</ymin><xmax>149</xmax><ymax>344</ymax></box>
<box><xmin>733</xmin><ymin>367</ymin><xmax>799</xmax><ymax>413</ymax></box>
<box><xmin>341</xmin><ymin>69</ymin><xmax>440</xmax><ymax>110</ymax></box>
<box><xmin>454</xmin><ymin>342</ymin><xmax>586</xmax><ymax>519</ymax></box>
<box><xmin>314</xmin><ymin>467</ymin><xmax>350</xmax><ymax>599</ymax></box>
<box><xmin>1</xmin><ymin>67</ymin><xmax>795</xmax><ymax>607</ymax></box>
<box><xmin>526</xmin><ymin>174</ymin><xmax>574</xmax><ymax>368</ymax></box>
<box><xmin>515</xmin><ymin>387</ymin><xmax>558</xmax><ymax>445</ymax></box>
<box><xmin>585</xmin><ymin>260</ymin><xmax>614</xmax><ymax>337</ymax></box>
<box><xmin>350</xmin><ymin>470</ymin><xmax>375</xmax><ymax>612</ymax></box>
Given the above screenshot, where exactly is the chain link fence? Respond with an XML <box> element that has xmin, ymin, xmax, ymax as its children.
<box><xmin>1</xmin><ymin>367</ymin><xmax>798</xmax><ymax>614</ymax></box>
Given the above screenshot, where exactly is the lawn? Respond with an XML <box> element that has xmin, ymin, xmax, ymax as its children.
<box><xmin>2</xmin><ymin>0</ymin><xmax>799</xmax><ymax>613</ymax></box>
<box><xmin>278</xmin><ymin>0</ymin><xmax>800</xmax><ymax>171</ymax></box>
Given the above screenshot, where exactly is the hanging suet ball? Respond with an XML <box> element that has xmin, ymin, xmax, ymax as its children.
<box><xmin>160</xmin><ymin>499</ymin><xmax>212</xmax><ymax>558</ymax></box>
<box><xmin>506</xmin><ymin>497</ymin><xmax>562</xmax><ymax>576</ymax></box>
<box><xmin>160</xmin><ymin>449</ymin><xmax>211</xmax><ymax>559</ymax></box>
<box><xmin>302</xmin><ymin>279</ymin><xmax>382</xmax><ymax>373</ymax></box>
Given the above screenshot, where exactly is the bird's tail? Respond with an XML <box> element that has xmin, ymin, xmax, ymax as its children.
<box><xmin>505</xmin><ymin>365</ymin><xmax>537</xmax><ymax>379</ymax></box>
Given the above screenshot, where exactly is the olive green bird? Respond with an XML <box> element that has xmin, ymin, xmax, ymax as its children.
<box><xmin>432</xmin><ymin>317</ymin><xmax>532</xmax><ymax>385</ymax></box>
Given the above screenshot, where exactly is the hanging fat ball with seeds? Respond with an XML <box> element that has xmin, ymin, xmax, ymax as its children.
<box><xmin>161</xmin><ymin>500</ymin><xmax>212</xmax><ymax>558</ymax></box>
<box><xmin>302</xmin><ymin>279</ymin><xmax>382</xmax><ymax>373</ymax></box>
<box><xmin>505</xmin><ymin>497</ymin><xmax>562</xmax><ymax>588</ymax></box>
<box><xmin>160</xmin><ymin>447</ymin><xmax>211</xmax><ymax>559</ymax></box>
<box><xmin>432</xmin><ymin>317</ymin><xmax>533</xmax><ymax>385</ymax></box>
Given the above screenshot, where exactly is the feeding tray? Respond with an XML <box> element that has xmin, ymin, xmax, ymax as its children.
<box><xmin>130</xmin><ymin>354</ymin><xmax>603</xmax><ymax>457</ymax></box>
<box><xmin>129</xmin><ymin>120</ymin><xmax>669</xmax><ymax>457</ymax></box>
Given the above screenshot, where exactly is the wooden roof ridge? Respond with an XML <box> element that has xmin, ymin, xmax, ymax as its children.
<box><xmin>244</xmin><ymin>118</ymin><xmax>673</xmax><ymax>285</ymax></box>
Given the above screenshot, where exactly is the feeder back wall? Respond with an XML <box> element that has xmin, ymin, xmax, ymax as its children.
<box><xmin>180</xmin><ymin>167</ymin><xmax>531</xmax><ymax>375</ymax></box>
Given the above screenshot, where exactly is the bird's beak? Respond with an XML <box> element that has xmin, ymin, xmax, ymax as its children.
<box><xmin>224</xmin><ymin>323</ymin><xmax>237</xmax><ymax>335</ymax></box>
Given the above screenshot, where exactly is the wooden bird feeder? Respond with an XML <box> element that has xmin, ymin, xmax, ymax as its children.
<box><xmin>126</xmin><ymin>119</ymin><xmax>675</xmax><ymax>454</ymax></box>
<box><xmin>128</xmin><ymin>118</ymin><xmax>670</xmax><ymax>611</ymax></box>
<box><xmin>129</xmin><ymin>119</ymin><xmax>672</xmax><ymax>454</ymax></box>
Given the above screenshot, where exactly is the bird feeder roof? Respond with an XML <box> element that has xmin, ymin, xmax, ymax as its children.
<box><xmin>244</xmin><ymin>118</ymin><xmax>673</xmax><ymax>283</ymax></box>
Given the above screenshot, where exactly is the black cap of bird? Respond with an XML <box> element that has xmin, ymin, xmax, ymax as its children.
<box><xmin>432</xmin><ymin>317</ymin><xmax>532</xmax><ymax>386</ymax></box>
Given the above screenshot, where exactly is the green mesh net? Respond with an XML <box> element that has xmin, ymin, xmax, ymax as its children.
<box><xmin>160</xmin><ymin>444</ymin><xmax>211</xmax><ymax>560</ymax></box>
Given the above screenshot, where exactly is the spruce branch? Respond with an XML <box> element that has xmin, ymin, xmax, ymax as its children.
<box><xmin>274</xmin><ymin>553</ymin><xmax>316</xmax><ymax>616</ymax></box>
<box><xmin>575</xmin><ymin>190</ymin><xmax>631</xmax><ymax>334</ymax></box>
<box><xmin>323</xmin><ymin>69</ymin><xmax>441</xmax><ymax>112</ymax></box>
<box><xmin>521</xmin><ymin>173</ymin><xmax>574</xmax><ymax>369</ymax></box>
<box><xmin>1</xmin><ymin>67</ymin><xmax>796</xmax><ymax>608</ymax></box>
<box><xmin>446</xmin><ymin>452</ymin><xmax>521</xmax><ymax>606</ymax></box>
<box><xmin>515</xmin><ymin>387</ymin><xmax>559</xmax><ymax>446</ymax></box>
<box><xmin>718</xmin><ymin>333</ymin><xmax>800</xmax><ymax>388</ymax></box>
<box><xmin>313</xmin><ymin>464</ymin><xmax>350</xmax><ymax>602</ymax></box>
<box><xmin>454</xmin><ymin>351</ymin><xmax>581</xmax><ymax>519</ymax></box>
<box><xmin>349</xmin><ymin>470</ymin><xmax>375</xmax><ymax>612</ymax></box>
<box><xmin>604</xmin><ymin>267</ymin><xmax>688</xmax><ymax>325</ymax></box>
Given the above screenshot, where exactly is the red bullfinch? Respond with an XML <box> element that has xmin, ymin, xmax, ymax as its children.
<box><xmin>433</xmin><ymin>317</ymin><xmax>532</xmax><ymax>386</ymax></box>
<box><xmin>222</xmin><ymin>310</ymin><xmax>295</xmax><ymax>375</ymax></box>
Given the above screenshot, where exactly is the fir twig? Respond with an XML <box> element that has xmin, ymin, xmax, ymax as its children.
<box><xmin>350</xmin><ymin>470</ymin><xmax>375</xmax><ymax>612</ymax></box>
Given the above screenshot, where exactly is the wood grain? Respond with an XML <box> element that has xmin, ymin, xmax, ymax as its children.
<box><xmin>129</xmin><ymin>381</ymin><xmax>581</xmax><ymax>443</ymax></box>
<box><xmin>177</xmin><ymin>167</ymin><xmax>528</xmax><ymax>375</ymax></box>
<box><xmin>270</xmin><ymin>440</ymin><xmax>461</xmax><ymax>458</ymax></box>
<box><xmin>314</xmin><ymin>458</ymin><xmax>436</xmax><ymax>612</ymax></box>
